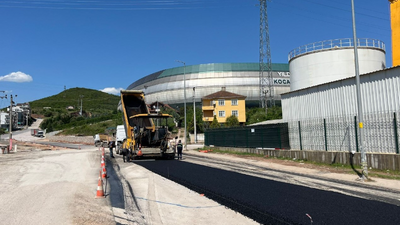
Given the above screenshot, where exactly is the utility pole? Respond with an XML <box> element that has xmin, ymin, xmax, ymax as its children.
<box><xmin>351</xmin><ymin>0</ymin><xmax>368</xmax><ymax>180</ymax></box>
<box><xmin>193</xmin><ymin>87</ymin><xmax>197</xmax><ymax>144</ymax></box>
<box><xmin>259</xmin><ymin>0</ymin><xmax>274</xmax><ymax>112</ymax></box>
<box><xmin>0</xmin><ymin>91</ymin><xmax>5</xmax><ymax>140</ymax></box>
<box><xmin>79</xmin><ymin>95</ymin><xmax>84</xmax><ymax>116</ymax></box>
<box><xmin>9</xmin><ymin>94</ymin><xmax>16</xmax><ymax>151</ymax></box>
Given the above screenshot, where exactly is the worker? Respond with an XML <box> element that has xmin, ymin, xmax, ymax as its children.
<box><xmin>176</xmin><ymin>140</ymin><xmax>183</xmax><ymax>160</ymax></box>
<box><xmin>108</xmin><ymin>140</ymin><xmax>115</xmax><ymax>158</ymax></box>
<box><xmin>121</xmin><ymin>148</ymin><xmax>129</xmax><ymax>162</ymax></box>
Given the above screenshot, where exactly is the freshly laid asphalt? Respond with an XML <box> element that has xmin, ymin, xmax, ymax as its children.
<box><xmin>133</xmin><ymin>159</ymin><xmax>400</xmax><ymax>225</ymax></box>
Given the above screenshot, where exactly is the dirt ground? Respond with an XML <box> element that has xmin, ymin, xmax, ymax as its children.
<box><xmin>223</xmin><ymin>153</ymin><xmax>400</xmax><ymax>180</ymax></box>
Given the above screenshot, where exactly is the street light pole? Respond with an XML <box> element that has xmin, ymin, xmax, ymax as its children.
<box><xmin>193</xmin><ymin>87</ymin><xmax>197</xmax><ymax>144</ymax></box>
<box><xmin>176</xmin><ymin>60</ymin><xmax>187</xmax><ymax>150</ymax></box>
<box><xmin>351</xmin><ymin>0</ymin><xmax>367</xmax><ymax>180</ymax></box>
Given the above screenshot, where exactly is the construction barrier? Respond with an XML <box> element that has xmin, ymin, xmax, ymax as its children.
<box><xmin>101</xmin><ymin>156</ymin><xmax>105</xmax><ymax>167</ymax></box>
<box><xmin>95</xmin><ymin>171</ymin><xmax>105</xmax><ymax>198</ymax></box>
<box><xmin>102</xmin><ymin>165</ymin><xmax>107</xmax><ymax>178</ymax></box>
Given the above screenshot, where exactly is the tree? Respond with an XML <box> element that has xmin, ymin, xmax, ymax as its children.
<box><xmin>186</xmin><ymin>107</ymin><xmax>204</xmax><ymax>134</ymax></box>
<box><xmin>266</xmin><ymin>106</ymin><xmax>282</xmax><ymax>120</ymax></box>
<box><xmin>225</xmin><ymin>115</ymin><xmax>239</xmax><ymax>127</ymax></box>
<box><xmin>174</xmin><ymin>105</ymin><xmax>205</xmax><ymax>134</ymax></box>
<box><xmin>246</xmin><ymin>106</ymin><xmax>282</xmax><ymax>125</ymax></box>
<box><xmin>160</xmin><ymin>108</ymin><xmax>179</xmax><ymax>132</ymax></box>
<box><xmin>210</xmin><ymin>116</ymin><xmax>220</xmax><ymax>129</ymax></box>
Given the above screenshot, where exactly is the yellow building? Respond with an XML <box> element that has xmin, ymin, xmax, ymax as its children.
<box><xmin>202</xmin><ymin>88</ymin><xmax>246</xmax><ymax>125</ymax></box>
<box><xmin>390</xmin><ymin>0</ymin><xmax>400</xmax><ymax>66</ymax></box>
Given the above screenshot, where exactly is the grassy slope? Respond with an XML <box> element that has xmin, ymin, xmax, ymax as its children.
<box><xmin>29</xmin><ymin>87</ymin><xmax>123</xmax><ymax>136</ymax></box>
<box><xmin>30</xmin><ymin>87</ymin><xmax>120</xmax><ymax>116</ymax></box>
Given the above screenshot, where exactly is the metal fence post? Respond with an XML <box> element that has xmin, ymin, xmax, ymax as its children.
<box><xmin>278</xmin><ymin>126</ymin><xmax>282</xmax><ymax>149</ymax></box>
<box><xmin>214</xmin><ymin>130</ymin><xmax>216</xmax><ymax>146</ymax></box>
<box><xmin>246</xmin><ymin>129</ymin><xmax>250</xmax><ymax>148</ymax></box>
<box><xmin>324</xmin><ymin>118</ymin><xmax>328</xmax><ymax>151</ymax></box>
<box><xmin>298</xmin><ymin>121</ymin><xmax>302</xmax><ymax>150</ymax></box>
<box><xmin>354</xmin><ymin>116</ymin><xmax>359</xmax><ymax>153</ymax></box>
<box><xmin>394</xmin><ymin>112</ymin><xmax>399</xmax><ymax>154</ymax></box>
<box><xmin>205</xmin><ymin>131</ymin><xmax>208</xmax><ymax>146</ymax></box>
<box><xmin>233</xmin><ymin>129</ymin><xmax>236</xmax><ymax>147</ymax></box>
<box><xmin>222</xmin><ymin>129</ymin><xmax>225</xmax><ymax>146</ymax></box>
<box><xmin>261</xmin><ymin>128</ymin><xmax>264</xmax><ymax>149</ymax></box>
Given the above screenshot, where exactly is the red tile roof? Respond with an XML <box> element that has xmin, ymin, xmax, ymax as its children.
<box><xmin>202</xmin><ymin>90</ymin><xmax>246</xmax><ymax>100</ymax></box>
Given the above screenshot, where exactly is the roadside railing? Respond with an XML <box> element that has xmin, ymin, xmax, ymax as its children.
<box><xmin>288</xmin><ymin>38</ymin><xmax>385</xmax><ymax>61</ymax></box>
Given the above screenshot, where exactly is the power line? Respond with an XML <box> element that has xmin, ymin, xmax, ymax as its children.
<box><xmin>0</xmin><ymin>0</ymin><xmax>253</xmax><ymax>10</ymax></box>
<box><xmin>299</xmin><ymin>0</ymin><xmax>389</xmax><ymax>21</ymax></box>
<box><xmin>271</xmin><ymin>2</ymin><xmax>391</xmax><ymax>36</ymax></box>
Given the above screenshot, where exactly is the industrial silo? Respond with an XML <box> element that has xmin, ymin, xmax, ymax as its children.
<box><xmin>288</xmin><ymin>38</ymin><xmax>386</xmax><ymax>91</ymax></box>
<box><xmin>390</xmin><ymin>0</ymin><xmax>400</xmax><ymax>67</ymax></box>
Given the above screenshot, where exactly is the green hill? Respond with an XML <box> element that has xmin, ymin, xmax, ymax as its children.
<box><xmin>29</xmin><ymin>87</ymin><xmax>123</xmax><ymax>134</ymax></box>
<box><xmin>30</xmin><ymin>87</ymin><xmax>120</xmax><ymax>117</ymax></box>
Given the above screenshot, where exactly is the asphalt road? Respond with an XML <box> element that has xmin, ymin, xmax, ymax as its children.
<box><xmin>5</xmin><ymin>124</ymin><xmax>399</xmax><ymax>225</ymax></box>
<box><xmin>131</xmin><ymin>158</ymin><xmax>400</xmax><ymax>225</ymax></box>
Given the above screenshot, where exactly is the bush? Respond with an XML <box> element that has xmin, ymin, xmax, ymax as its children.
<box><xmin>225</xmin><ymin>115</ymin><xmax>239</xmax><ymax>127</ymax></box>
<box><xmin>210</xmin><ymin>116</ymin><xmax>220</xmax><ymax>129</ymax></box>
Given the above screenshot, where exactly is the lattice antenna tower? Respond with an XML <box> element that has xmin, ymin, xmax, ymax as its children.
<box><xmin>259</xmin><ymin>0</ymin><xmax>274</xmax><ymax>111</ymax></box>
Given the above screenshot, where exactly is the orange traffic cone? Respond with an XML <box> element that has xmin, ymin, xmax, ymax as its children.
<box><xmin>101</xmin><ymin>156</ymin><xmax>105</xmax><ymax>167</ymax></box>
<box><xmin>101</xmin><ymin>147</ymin><xmax>105</xmax><ymax>156</ymax></box>
<box><xmin>95</xmin><ymin>171</ymin><xmax>105</xmax><ymax>198</ymax></box>
<box><xmin>102</xmin><ymin>165</ymin><xmax>107</xmax><ymax>178</ymax></box>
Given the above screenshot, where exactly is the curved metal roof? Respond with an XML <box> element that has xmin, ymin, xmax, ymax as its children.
<box><xmin>127</xmin><ymin>62</ymin><xmax>289</xmax><ymax>89</ymax></box>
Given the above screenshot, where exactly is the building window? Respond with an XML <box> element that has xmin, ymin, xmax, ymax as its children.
<box><xmin>218</xmin><ymin>111</ymin><xmax>225</xmax><ymax>117</ymax></box>
<box><xmin>232</xmin><ymin>110</ymin><xmax>238</xmax><ymax>117</ymax></box>
<box><xmin>218</xmin><ymin>99</ymin><xmax>225</xmax><ymax>106</ymax></box>
<box><xmin>231</xmin><ymin>99</ymin><xmax>238</xmax><ymax>106</ymax></box>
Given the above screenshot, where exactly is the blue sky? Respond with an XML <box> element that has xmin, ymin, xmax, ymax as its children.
<box><xmin>0</xmin><ymin>0</ymin><xmax>392</xmax><ymax>107</ymax></box>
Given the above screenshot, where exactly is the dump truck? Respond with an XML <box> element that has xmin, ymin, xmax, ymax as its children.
<box><xmin>93</xmin><ymin>133</ymin><xmax>109</xmax><ymax>147</ymax></box>
<box><xmin>120</xmin><ymin>90</ymin><xmax>175</xmax><ymax>159</ymax></box>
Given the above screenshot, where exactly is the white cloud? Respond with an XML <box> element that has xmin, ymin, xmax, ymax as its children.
<box><xmin>100</xmin><ymin>87</ymin><xmax>123</xmax><ymax>95</ymax></box>
<box><xmin>0</xmin><ymin>71</ymin><xmax>33</xmax><ymax>83</ymax></box>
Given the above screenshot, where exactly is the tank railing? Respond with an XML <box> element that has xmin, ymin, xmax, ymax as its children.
<box><xmin>288</xmin><ymin>38</ymin><xmax>385</xmax><ymax>61</ymax></box>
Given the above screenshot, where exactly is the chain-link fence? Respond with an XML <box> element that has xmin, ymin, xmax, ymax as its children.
<box><xmin>288</xmin><ymin>111</ymin><xmax>400</xmax><ymax>154</ymax></box>
<box><xmin>204</xmin><ymin>111</ymin><xmax>400</xmax><ymax>154</ymax></box>
<box><xmin>204</xmin><ymin>123</ymin><xmax>290</xmax><ymax>149</ymax></box>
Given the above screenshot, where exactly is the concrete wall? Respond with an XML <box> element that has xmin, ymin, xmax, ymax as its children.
<box><xmin>47</xmin><ymin>135</ymin><xmax>95</xmax><ymax>145</ymax></box>
<box><xmin>189</xmin><ymin>133</ymin><xmax>204</xmax><ymax>144</ymax></box>
<box><xmin>212</xmin><ymin>146</ymin><xmax>400</xmax><ymax>171</ymax></box>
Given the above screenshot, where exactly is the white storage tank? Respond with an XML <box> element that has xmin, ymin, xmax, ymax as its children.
<box><xmin>288</xmin><ymin>38</ymin><xmax>386</xmax><ymax>91</ymax></box>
